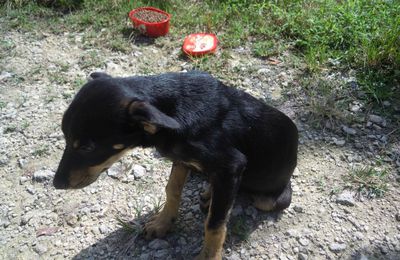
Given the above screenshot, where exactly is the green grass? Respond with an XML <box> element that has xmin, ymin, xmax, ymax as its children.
<box><xmin>116</xmin><ymin>216</ymin><xmax>142</xmax><ymax>234</ymax></box>
<box><xmin>345</xmin><ymin>166</ymin><xmax>389</xmax><ymax>198</ymax></box>
<box><xmin>1</xmin><ymin>0</ymin><xmax>399</xmax><ymax>103</ymax></box>
<box><xmin>32</xmin><ymin>145</ymin><xmax>50</xmax><ymax>157</ymax></box>
<box><xmin>230</xmin><ymin>216</ymin><xmax>251</xmax><ymax>241</ymax></box>
<box><xmin>0</xmin><ymin>101</ymin><xmax>6</xmax><ymax>109</ymax></box>
<box><xmin>299</xmin><ymin>76</ymin><xmax>354</xmax><ymax>128</ymax></box>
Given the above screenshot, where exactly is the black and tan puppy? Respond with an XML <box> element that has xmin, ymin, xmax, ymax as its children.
<box><xmin>53</xmin><ymin>71</ymin><xmax>298</xmax><ymax>260</ymax></box>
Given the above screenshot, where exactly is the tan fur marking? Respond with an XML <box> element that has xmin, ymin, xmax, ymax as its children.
<box><xmin>128</xmin><ymin>101</ymin><xmax>143</xmax><ymax>114</ymax></box>
<box><xmin>196</xmin><ymin>210</ymin><xmax>226</xmax><ymax>260</ymax></box>
<box><xmin>144</xmin><ymin>163</ymin><xmax>189</xmax><ymax>239</ymax></box>
<box><xmin>112</xmin><ymin>144</ymin><xmax>125</xmax><ymax>150</ymax></box>
<box><xmin>182</xmin><ymin>160</ymin><xmax>203</xmax><ymax>172</ymax></box>
<box><xmin>252</xmin><ymin>194</ymin><xmax>276</xmax><ymax>211</ymax></box>
<box><xmin>142</xmin><ymin>122</ymin><xmax>158</xmax><ymax>134</ymax></box>
<box><xmin>69</xmin><ymin>148</ymin><xmax>130</xmax><ymax>188</ymax></box>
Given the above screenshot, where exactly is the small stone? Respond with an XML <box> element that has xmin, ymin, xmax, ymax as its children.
<box><xmin>148</xmin><ymin>239</ymin><xmax>169</xmax><ymax>250</ymax></box>
<box><xmin>285</xmin><ymin>229</ymin><xmax>299</xmax><ymax>238</ymax></box>
<box><xmin>293</xmin><ymin>167</ymin><xmax>300</xmax><ymax>177</ymax></box>
<box><xmin>342</xmin><ymin>125</ymin><xmax>357</xmax><ymax>135</ymax></box>
<box><xmin>140</xmin><ymin>253</ymin><xmax>150</xmax><ymax>260</ymax></box>
<box><xmin>232</xmin><ymin>205</ymin><xmax>243</xmax><ymax>217</ymax></box>
<box><xmin>99</xmin><ymin>224</ymin><xmax>108</xmax><ymax>234</ymax></box>
<box><xmin>298</xmin><ymin>253</ymin><xmax>308</xmax><ymax>260</ymax></box>
<box><xmin>354</xmin><ymin>231</ymin><xmax>364</xmax><ymax>240</ymax></box>
<box><xmin>65</xmin><ymin>214</ymin><xmax>78</xmax><ymax>227</ymax></box>
<box><xmin>26</xmin><ymin>186</ymin><xmax>35</xmax><ymax>195</ymax></box>
<box><xmin>33</xmin><ymin>243</ymin><xmax>48</xmax><ymax>255</ymax></box>
<box><xmin>369</xmin><ymin>114</ymin><xmax>385</xmax><ymax>126</ymax></box>
<box><xmin>293</xmin><ymin>206</ymin><xmax>304</xmax><ymax>213</ymax></box>
<box><xmin>329</xmin><ymin>242</ymin><xmax>347</xmax><ymax>252</ymax></box>
<box><xmin>383</xmin><ymin>101</ymin><xmax>391</xmax><ymax>107</ymax></box>
<box><xmin>20</xmin><ymin>214</ymin><xmax>32</xmax><ymax>226</ymax></box>
<box><xmin>336</xmin><ymin>191</ymin><xmax>355</xmax><ymax>206</ymax></box>
<box><xmin>228</xmin><ymin>252</ymin><xmax>241</xmax><ymax>260</ymax></box>
<box><xmin>19</xmin><ymin>176</ymin><xmax>29</xmax><ymax>184</ymax></box>
<box><xmin>132</xmin><ymin>165</ymin><xmax>146</xmax><ymax>179</ymax></box>
<box><xmin>18</xmin><ymin>158</ymin><xmax>27</xmax><ymax>168</ymax></box>
<box><xmin>298</xmin><ymin>238</ymin><xmax>310</xmax><ymax>246</ymax></box>
<box><xmin>333</xmin><ymin>138</ymin><xmax>346</xmax><ymax>146</ymax></box>
<box><xmin>350</xmin><ymin>104</ymin><xmax>361</xmax><ymax>112</ymax></box>
<box><xmin>395</xmin><ymin>212</ymin><xmax>400</xmax><ymax>221</ymax></box>
<box><xmin>0</xmin><ymin>71</ymin><xmax>13</xmax><ymax>81</ymax></box>
<box><xmin>107</xmin><ymin>164</ymin><xmax>122</xmax><ymax>179</ymax></box>
<box><xmin>355</xmin><ymin>253</ymin><xmax>369</xmax><ymax>260</ymax></box>
<box><xmin>245</xmin><ymin>206</ymin><xmax>257</xmax><ymax>219</ymax></box>
<box><xmin>154</xmin><ymin>249</ymin><xmax>169</xmax><ymax>258</ymax></box>
<box><xmin>32</xmin><ymin>169</ymin><xmax>55</xmax><ymax>182</ymax></box>
<box><xmin>178</xmin><ymin>237</ymin><xmax>187</xmax><ymax>245</ymax></box>
<box><xmin>1</xmin><ymin>215</ymin><xmax>10</xmax><ymax>228</ymax></box>
<box><xmin>380</xmin><ymin>245</ymin><xmax>388</xmax><ymax>254</ymax></box>
<box><xmin>257</xmin><ymin>68</ymin><xmax>271</xmax><ymax>75</ymax></box>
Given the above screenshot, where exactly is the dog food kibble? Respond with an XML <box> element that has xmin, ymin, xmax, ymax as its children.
<box><xmin>133</xmin><ymin>10</ymin><xmax>168</xmax><ymax>23</ymax></box>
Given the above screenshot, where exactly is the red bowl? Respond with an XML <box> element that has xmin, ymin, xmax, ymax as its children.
<box><xmin>182</xmin><ymin>33</ymin><xmax>218</xmax><ymax>56</ymax></box>
<box><xmin>129</xmin><ymin>7</ymin><xmax>171</xmax><ymax>37</ymax></box>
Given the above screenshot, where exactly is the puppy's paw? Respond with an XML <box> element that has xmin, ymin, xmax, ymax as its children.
<box><xmin>194</xmin><ymin>249</ymin><xmax>222</xmax><ymax>260</ymax></box>
<box><xmin>143</xmin><ymin>213</ymin><xmax>175</xmax><ymax>240</ymax></box>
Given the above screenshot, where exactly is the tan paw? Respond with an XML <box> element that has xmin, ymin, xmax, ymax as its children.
<box><xmin>143</xmin><ymin>213</ymin><xmax>175</xmax><ymax>240</ymax></box>
<box><xmin>194</xmin><ymin>248</ymin><xmax>222</xmax><ymax>260</ymax></box>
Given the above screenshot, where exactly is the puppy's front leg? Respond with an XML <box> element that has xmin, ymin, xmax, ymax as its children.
<box><xmin>197</xmin><ymin>151</ymin><xmax>246</xmax><ymax>260</ymax></box>
<box><xmin>144</xmin><ymin>162</ymin><xmax>189</xmax><ymax>239</ymax></box>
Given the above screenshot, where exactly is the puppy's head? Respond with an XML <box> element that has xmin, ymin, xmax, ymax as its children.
<box><xmin>53</xmin><ymin>73</ymin><xmax>180</xmax><ymax>189</ymax></box>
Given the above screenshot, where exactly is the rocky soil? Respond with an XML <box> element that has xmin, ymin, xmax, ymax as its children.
<box><xmin>1</xmin><ymin>18</ymin><xmax>400</xmax><ymax>260</ymax></box>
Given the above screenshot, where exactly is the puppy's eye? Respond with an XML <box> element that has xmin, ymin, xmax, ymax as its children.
<box><xmin>79</xmin><ymin>142</ymin><xmax>95</xmax><ymax>153</ymax></box>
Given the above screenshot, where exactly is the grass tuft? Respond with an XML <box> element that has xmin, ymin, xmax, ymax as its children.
<box><xmin>345</xmin><ymin>167</ymin><xmax>389</xmax><ymax>198</ymax></box>
<box><xmin>230</xmin><ymin>216</ymin><xmax>251</xmax><ymax>241</ymax></box>
<box><xmin>299</xmin><ymin>76</ymin><xmax>353</xmax><ymax>128</ymax></box>
<box><xmin>116</xmin><ymin>216</ymin><xmax>142</xmax><ymax>234</ymax></box>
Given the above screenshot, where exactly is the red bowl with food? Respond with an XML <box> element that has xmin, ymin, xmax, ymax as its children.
<box><xmin>182</xmin><ymin>33</ymin><xmax>218</xmax><ymax>56</ymax></box>
<box><xmin>129</xmin><ymin>7</ymin><xmax>171</xmax><ymax>37</ymax></box>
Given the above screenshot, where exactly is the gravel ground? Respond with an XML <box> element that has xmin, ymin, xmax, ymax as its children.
<box><xmin>1</xmin><ymin>20</ymin><xmax>400</xmax><ymax>260</ymax></box>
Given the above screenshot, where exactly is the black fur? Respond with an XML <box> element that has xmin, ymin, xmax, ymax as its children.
<box><xmin>54</xmin><ymin>70</ymin><xmax>298</xmax><ymax>237</ymax></box>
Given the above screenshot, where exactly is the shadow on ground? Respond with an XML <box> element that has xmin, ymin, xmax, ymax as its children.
<box><xmin>72</xmin><ymin>174</ymin><xmax>283</xmax><ymax>260</ymax></box>
<box><xmin>121</xmin><ymin>28</ymin><xmax>156</xmax><ymax>46</ymax></box>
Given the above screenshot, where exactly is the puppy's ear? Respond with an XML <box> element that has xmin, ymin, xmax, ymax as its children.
<box><xmin>90</xmin><ymin>72</ymin><xmax>112</xmax><ymax>79</ymax></box>
<box><xmin>128</xmin><ymin>101</ymin><xmax>180</xmax><ymax>134</ymax></box>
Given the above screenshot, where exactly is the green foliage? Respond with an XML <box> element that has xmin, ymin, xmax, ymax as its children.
<box><xmin>300</xmin><ymin>76</ymin><xmax>353</xmax><ymax>128</ymax></box>
<box><xmin>1</xmin><ymin>0</ymin><xmax>399</xmax><ymax>102</ymax></box>
<box><xmin>345</xmin><ymin>167</ymin><xmax>389</xmax><ymax>198</ymax></box>
<box><xmin>116</xmin><ymin>217</ymin><xmax>141</xmax><ymax>234</ymax></box>
<box><xmin>205</xmin><ymin>0</ymin><xmax>399</xmax><ymax>103</ymax></box>
<box><xmin>230</xmin><ymin>216</ymin><xmax>250</xmax><ymax>241</ymax></box>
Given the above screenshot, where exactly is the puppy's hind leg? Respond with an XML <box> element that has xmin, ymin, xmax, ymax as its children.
<box><xmin>252</xmin><ymin>181</ymin><xmax>292</xmax><ymax>212</ymax></box>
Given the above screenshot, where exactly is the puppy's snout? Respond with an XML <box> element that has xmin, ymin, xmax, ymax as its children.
<box><xmin>53</xmin><ymin>176</ymin><xmax>69</xmax><ymax>189</ymax></box>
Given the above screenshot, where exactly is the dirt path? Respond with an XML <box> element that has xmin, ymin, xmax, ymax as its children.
<box><xmin>1</xmin><ymin>24</ymin><xmax>399</xmax><ymax>260</ymax></box>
